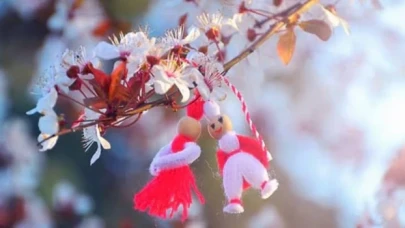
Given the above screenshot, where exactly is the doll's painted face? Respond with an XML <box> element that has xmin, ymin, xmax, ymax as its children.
<box><xmin>207</xmin><ymin>115</ymin><xmax>233</xmax><ymax>140</ymax></box>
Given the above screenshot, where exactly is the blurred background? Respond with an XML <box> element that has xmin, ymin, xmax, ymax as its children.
<box><xmin>0</xmin><ymin>0</ymin><xmax>405</xmax><ymax>227</ymax></box>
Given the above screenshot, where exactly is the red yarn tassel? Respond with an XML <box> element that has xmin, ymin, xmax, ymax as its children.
<box><xmin>133</xmin><ymin>135</ymin><xmax>205</xmax><ymax>221</ymax></box>
<box><xmin>134</xmin><ymin>166</ymin><xmax>204</xmax><ymax>221</ymax></box>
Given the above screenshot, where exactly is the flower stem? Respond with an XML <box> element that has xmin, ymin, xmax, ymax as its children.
<box><xmin>223</xmin><ymin>0</ymin><xmax>319</xmax><ymax>72</ymax></box>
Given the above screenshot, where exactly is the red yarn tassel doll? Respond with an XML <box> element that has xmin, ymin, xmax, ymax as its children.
<box><xmin>204</xmin><ymin>100</ymin><xmax>279</xmax><ymax>214</ymax></box>
<box><xmin>133</xmin><ymin>97</ymin><xmax>205</xmax><ymax>221</ymax></box>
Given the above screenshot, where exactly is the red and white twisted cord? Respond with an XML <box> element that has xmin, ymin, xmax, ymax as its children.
<box><xmin>222</xmin><ymin>77</ymin><xmax>272</xmax><ymax>161</ymax></box>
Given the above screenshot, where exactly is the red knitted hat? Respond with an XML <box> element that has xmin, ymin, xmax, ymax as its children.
<box><xmin>186</xmin><ymin>91</ymin><xmax>205</xmax><ymax>120</ymax></box>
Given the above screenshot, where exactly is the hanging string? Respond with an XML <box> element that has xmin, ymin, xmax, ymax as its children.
<box><xmin>221</xmin><ymin>77</ymin><xmax>273</xmax><ymax>162</ymax></box>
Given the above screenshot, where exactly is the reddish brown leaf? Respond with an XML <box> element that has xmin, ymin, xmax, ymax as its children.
<box><xmin>299</xmin><ymin>20</ymin><xmax>332</xmax><ymax>41</ymax></box>
<box><xmin>108</xmin><ymin>61</ymin><xmax>127</xmax><ymax>101</ymax></box>
<box><xmin>198</xmin><ymin>46</ymin><xmax>208</xmax><ymax>55</ymax></box>
<box><xmin>114</xmin><ymin>21</ymin><xmax>132</xmax><ymax>34</ymax></box>
<box><xmin>128</xmin><ymin>76</ymin><xmax>143</xmax><ymax>97</ymax></box>
<box><xmin>114</xmin><ymin>84</ymin><xmax>131</xmax><ymax>102</ymax></box>
<box><xmin>93</xmin><ymin>20</ymin><xmax>112</xmax><ymax>37</ymax></box>
<box><xmin>87</xmin><ymin>63</ymin><xmax>111</xmax><ymax>101</ymax></box>
<box><xmin>179</xmin><ymin>13</ymin><xmax>188</xmax><ymax>27</ymax></box>
<box><xmin>71</xmin><ymin>0</ymin><xmax>85</xmax><ymax>11</ymax></box>
<box><xmin>239</xmin><ymin>2</ymin><xmax>248</xmax><ymax>13</ymax></box>
<box><xmin>68</xmin><ymin>79</ymin><xmax>82</xmax><ymax>91</ymax></box>
<box><xmin>83</xmin><ymin>97</ymin><xmax>108</xmax><ymax>109</ymax></box>
<box><xmin>146</xmin><ymin>56</ymin><xmax>160</xmax><ymax>67</ymax></box>
<box><xmin>87</xmin><ymin>63</ymin><xmax>110</xmax><ymax>91</ymax></box>
<box><xmin>277</xmin><ymin>28</ymin><xmax>296</xmax><ymax>65</ymax></box>
<box><xmin>273</xmin><ymin>0</ymin><xmax>283</xmax><ymax>7</ymax></box>
<box><xmin>88</xmin><ymin>79</ymin><xmax>107</xmax><ymax>100</ymax></box>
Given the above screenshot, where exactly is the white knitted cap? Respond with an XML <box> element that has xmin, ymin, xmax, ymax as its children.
<box><xmin>203</xmin><ymin>100</ymin><xmax>220</xmax><ymax>120</ymax></box>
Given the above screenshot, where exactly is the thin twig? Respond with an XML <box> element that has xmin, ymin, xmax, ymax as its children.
<box><xmin>59</xmin><ymin>93</ymin><xmax>105</xmax><ymax>115</ymax></box>
<box><xmin>111</xmin><ymin>113</ymin><xmax>143</xmax><ymax>128</ymax></box>
<box><xmin>37</xmin><ymin>121</ymin><xmax>101</xmax><ymax>147</ymax></box>
<box><xmin>223</xmin><ymin>0</ymin><xmax>319</xmax><ymax>73</ymax></box>
<box><xmin>36</xmin><ymin>100</ymin><xmax>157</xmax><ymax>146</ymax></box>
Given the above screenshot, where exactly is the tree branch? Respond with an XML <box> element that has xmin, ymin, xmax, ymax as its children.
<box><xmin>223</xmin><ymin>0</ymin><xmax>319</xmax><ymax>72</ymax></box>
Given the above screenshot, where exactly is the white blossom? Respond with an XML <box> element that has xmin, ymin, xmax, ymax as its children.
<box><xmin>37</xmin><ymin>133</ymin><xmax>58</xmax><ymax>152</ymax></box>
<box><xmin>26</xmin><ymin>87</ymin><xmax>58</xmax><ymax>115</ymax></box>
<box><xmin>150</xmin><ymin>59</ymin><xmax>192</xmax><ymax>102</ymax></box>
<box><xmin>185</xmin><ymin>58</ymin><xmax>226</xmax><ymax>101</ymax></box>
<box><xmin>186</xmin><ymin>50</ymin><xmax>210</xmax><ymax>66</ymax></box>
<box><xmin>61</xmin><ymin>46</ymin><xmax>100</xmax><ymax>71</ymax></box>
<box><xmin>38</xmin><ymin>109</ymin><xmax>59</xmax><ymax>135</ymax></box>
<box><xmin>197</xmin><ymin>12</ymin><xmax>238</xmax><ymax>38</ymax></box>
<box><xmin>52</xmin><ymin>180</ymin><xmax>76</xmax><ymax>208</ymax></box>
<box><xmin>47</xmin><ymin>0</ymin><xmax>72</xmax><ymax>32</ymax></box>
<box><xmin>320</xmin><ymin>5</ymin><xmax>350</xmax><ymax>35</ymax></box>
<box><xmin>32</xmin><ymin>64</ymin><xmax>74</xmax><ymax>95</ymax></box>
<box><xmin>162</xmin><ymin>26</ymin><xmax>201</xmax><ymax>50</ymax></box>
<box><xmin>95</xmin><ymin>31</ymin><xmax>154</xmax><ymax>60</ymax></box>
<box><xmin>74</xmin><ymin>194</ymin><xmax>93</xmax><ymax>215</ymax></box>
<box><xmin>82</xmin><ymin>108</ymin><xmax>111</xmax><ymax>165</ymax></box>
<box><xmin>197</xmin><ymin>12</ymin><xmax>225</xmax><ymax>32</ymax></box>
<box><xmin>228</xmin><ymin>13</ymin><xmax>263</xmax><ymax>67</ymax></box>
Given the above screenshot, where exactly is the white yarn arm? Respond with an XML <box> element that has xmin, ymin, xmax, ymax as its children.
<box><xmin>153</xmin><ymin>143</ymin><xmax>172</xmax><ymax>159</ymax></box>
<box><xmin>149</xmin><ymin>143</ymin><xmax>172</xmax><ymax>175</ymax></box>
<box><xmin>153</xmin><ymin>142</ymin><xmax>201</xmax><ymax>170</ymax></box>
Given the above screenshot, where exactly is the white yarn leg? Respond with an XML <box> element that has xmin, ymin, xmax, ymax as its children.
<box><xmin>237</xmin><ymin>152</ymin><xmax>278</xmax><ymax>199</ymax></box>
<box><xmin>238</xmin><ymin>153</ymin><xmax>269</xmax><ymax>189</ymax></box>
<box><xmin>223</xmin><ymin>155</ymin><xmax>244</xmax><ymax>213</ymax></box>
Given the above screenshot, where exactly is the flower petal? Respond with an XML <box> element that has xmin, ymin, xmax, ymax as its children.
<box><xmin>57</xmin><ymin>84</ymin><xmax>70</xmax><ymax>94</ymax></box>
<box><xmin>39</xmin><ymin>112</ymin><xmax>59</xmax><ymax>135</ymax></box>
<box><xmin>95</xmin><ymin>125</ymin><xmax>111</xmax><ymax>150</ymax></box>
<box><xmin>340</xmin><ymin>18</ymin><xmax>351</xmax><ymax>35</ymax></box>
<box><xmin>30</xmin><ymin>87</ymin><xmax>59</xmax><ymax>114</ymax></box>
<box><xmin>47</xmin><ymin>14</ymin><xmax>67</xmax><ymax>32</ymax></box>
<box><xmin>94</xmin><ymin>41</ymin><xmax>120</xmax><ymax>60</ymax></box>
<box><xmin>197</xmin><ymin>83</ymin><xmax>211</xmax><ymax>101</ymax></box>
<box><xmin>154</xmin><ymin>80</ymin><xmax>173</xmax><ymax>95</ymax></box>
<box><xmin>183</xmin><ymin>26</ymin><xmax>201</xmax><ymax>44</ymax></box>
<box><xmin>80</xmin><ymin>73</ymin><xmax>94</xmax><ymax>80</ymax></box>
<box><xmin>186</xmin><ymin>50</ymin><xmax>206</xmax><ymax>64</ymax></box>
<box><xmin>38</xmin><ymin>134</ymin><xmax>58</xmax><ymax>152</ymax></box>
<box><xmin>321</xmin><ymin>7</ymin><xmax>340</xmax><ymax>27</ymax></box>
<box><xmin>183</xmin><ymin>67</ymin><xmax>203</xmax><ymax>86</ymax></box>
<box><xmin>175</xmin><ymin>81</ymin><xmax>191</xmax><ymax>103</ymax></box>
<box><xmin>99</xmin><ymin>137</ymin><xmax>111</xmax><ymax>150</ymax></box>
<box><xmin>212</xmin><ymin>87</ymin><xmax>227</xmax><ymax>102</ymax></box>
<box><xmin>90</xmin><ymin>144</ymin><xmax>101</xmax><ymax>165</ymax></box>
<box><xmin>40</xmin><ymin>87</ymin><xmax>58</xmax><ymax>107</ymax></box>
<box><xmin>26</xmin><ymin>108</ymin><xmax>38</xmax><ymax>115</ymax></box>
<box><xmin>151</xmin><ymin>65</ymin><xmax>171</xmax><ymax>83</ymax></box>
